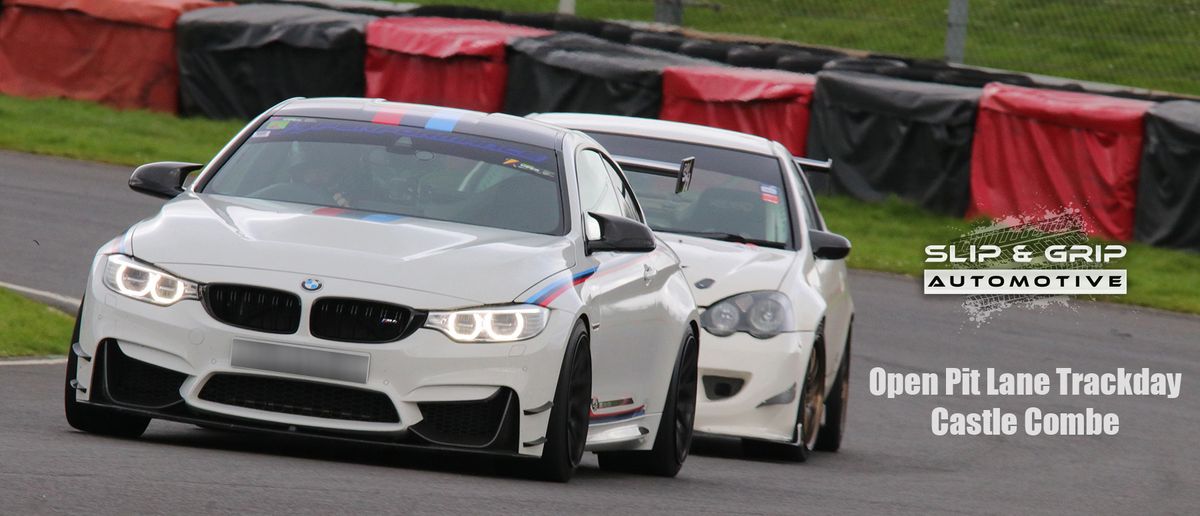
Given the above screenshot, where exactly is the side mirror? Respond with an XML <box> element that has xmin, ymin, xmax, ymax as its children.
<box><xmin>586</xmin><ymin>212</ymin><xmax>656</xmax><ymax>254</ymax></box>
<box><xmin>675</xmin><ymin>156</ymin><xmax>695</xmax><ymax>194</ymax></box>
<box><xmin>810</xmin><ymin>229</ymin><xmax>851</xmax><ymax>260</ymax></box>
<box><xmin>129</xmin><ymin>162</ymin><xmax>203</xmax><ymax>199</ymax></box>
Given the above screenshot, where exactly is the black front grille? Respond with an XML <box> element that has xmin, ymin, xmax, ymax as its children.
<box><xmin>101</xmin><ymin>340</ymin><xmax>187</xmax><ymax>408</ymax></box>
<box><xmin>198</xmin><ymin>374</ymin><xmax>399</xmax><ymax>423</ymax></box>
<box><xmin>310</xmin><ymin>298</ymin><xmax>419</xmax><ymax>343</ymax></box>
<box><xmin>411</xmin><ymin>389</ymin><xmax>517</xmax><ymax>448</ymax></box>
<box><xmin>202</xmin><ymin>284</ymin><xmax>300</xmax><ymax>334</ymax></box>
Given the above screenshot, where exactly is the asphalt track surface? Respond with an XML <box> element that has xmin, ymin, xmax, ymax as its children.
<box><xmin>1</xmin><ymin>150</ymin><xmax>1198</xmax><ymax>514</ymax></box>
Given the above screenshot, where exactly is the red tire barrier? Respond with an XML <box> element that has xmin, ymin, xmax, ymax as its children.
<box><xmin>0</xmin><ymin>0</ymin><xmax>227</xmax><ymax>113</ymax></box>
<box><xmin>660</xmin><ymin>66</ymin><xmax>814</xmax><ymax>156</ymax></box>
<box><xmin>365</xmin><ymin>17</ymin><xmax>550</xmax><ymax>113</ymax></box>
<box><xmin>969</xmin><ymin>83</ymin><xmax>1153</xmax><ymax>241</ymax></box>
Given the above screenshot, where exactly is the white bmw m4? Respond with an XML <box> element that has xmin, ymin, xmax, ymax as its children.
<box><xmin>65</xmin><ymin>98</ymin><xmax>700</xmax><ymax>481</ymax></box>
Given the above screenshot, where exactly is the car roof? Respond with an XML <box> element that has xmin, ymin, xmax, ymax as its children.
<box><xmin>529</xmin><ymin>113</ymin><xmax>780</xmax><ymax>157</ymax></box>
<box><xmin>273</xmin><ymin>98</ymin><xmax>566</xmax><ymax>149</ymax></box>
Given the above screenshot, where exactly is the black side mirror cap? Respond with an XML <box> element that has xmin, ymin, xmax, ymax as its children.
<box><xmin>810</xmin><ymin>229</ymin><xmax>851</xmax><ymax>260</ymax></box>
<box><xmin>129</xmin><ymin>162</ymin><xmax>204</xmax><ymax>199</ymax></box>
<box><xmin>586</xmin><ymin>212</ymin><xmax>656</xmax><ymax>254</ymax></box>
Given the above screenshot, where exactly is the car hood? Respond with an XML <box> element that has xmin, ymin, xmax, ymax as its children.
<box><xmin>657</xmin><ymin>233</ymin><xmax>793</xmax><ymax>307</ymax></box>
<box><xmin>129</xmin><ymin>194</ymin><xmax>573</xmax><ymax>305</ymax></box>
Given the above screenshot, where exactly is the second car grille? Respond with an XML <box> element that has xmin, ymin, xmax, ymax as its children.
<box><xmin>198</xmin><ymin>374</ymin><xmax>400</xmax><ymax>423</ymax></box>
<box><xmin>310</xmin><ymin>298</ymin><xmax>418</xmax><ymax>343</ymax></box>
<box><xmin>202</xmin><ymin>284</ymin><xmax>301</xmax><ymax>334</ymax></box>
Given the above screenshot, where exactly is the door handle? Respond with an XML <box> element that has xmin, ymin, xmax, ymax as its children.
<box><xmin>643</xmin><ymin>263</ymin><xmax>654</xmax><ymax>285</ymax></box>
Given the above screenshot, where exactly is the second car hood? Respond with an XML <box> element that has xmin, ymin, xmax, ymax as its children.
<box><xmin>129</xmin><ymin>194</ymin><xmax>573</xmax><ymax>305</ymax></box>
<box><xmin>658</xmin><ymin>233</ymin><xmax>793</xmax><ymax>307</ymax></box>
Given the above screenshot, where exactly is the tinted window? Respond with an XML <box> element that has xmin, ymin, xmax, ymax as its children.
<box><xmin>587</xmin><ymin>132</ymin><xmax>793</xmax><ymax>247</ymax></box>
<box><xmin>204</xmin><ymin>117</ymin><xmax>563</xmax><ymax>235</ymax></box>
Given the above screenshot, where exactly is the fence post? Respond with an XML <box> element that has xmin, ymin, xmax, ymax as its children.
<box><xmin>655</xmin><ymin>0</ymin><xmax>684</xmax><ymax>25</ymax></box>
<box><xmin>945</xmin><ymin>0</ymin><xmax>968</xmax><ymax>63</ymax></box>
<box><xmin>557</xmin><ymin>0</ymin><xmax>575</xmax><ymax>15</ymax></box>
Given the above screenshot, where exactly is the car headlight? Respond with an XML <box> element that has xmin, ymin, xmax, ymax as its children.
<box><xmin>425</xmin><ymin>305</ymin><xmax>549</xmax><ymax>343</ymax></box>
<box><xmin>700</xmin><ymin>291</ymin><xmax>795</xmax><ymax>339</ymax></box>
<box><xmin>102</xmin><ymin>254</ymin><xmax>199</xmax><ymax>306</ymax></box>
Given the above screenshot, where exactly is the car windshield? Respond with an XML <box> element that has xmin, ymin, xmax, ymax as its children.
<box><xmin>586</xmin><ymin>132</ymin><xmax>793</xmax><ymax>248</ymax></box>
<box><xmin>203</xmin><ymin>116</ymin><xmax>563</xmax><ymax>235</ymax></box>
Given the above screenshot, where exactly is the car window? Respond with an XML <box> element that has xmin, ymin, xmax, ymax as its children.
<box><xmin>789</xmin><ymin>158</ymin><xmax>824</xmax><ymax>231</ymax></box>
<box><xmin>576</xmin><ymin>149</ymin><xmax>626</xmax><ymax>240</ymax></box>
<box><xmin>203</xmin><ymin>117</ymin><xmax>563</xmax><ymax>235</ymax></box>
<box><xmin>589</xmin><ymin>132</ymin><xmax>792</xmax><ymax>248</ymax></box>
<box><xmin>599</xmin><ymin>154</ymin><xmax>642</xmax><ymax>222</ymax></box>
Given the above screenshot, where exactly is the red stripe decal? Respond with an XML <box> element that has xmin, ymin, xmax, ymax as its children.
<box><xmin>313</xmin><ymin>207</ymin><xmax>348</xmax><ymax>216</ymax></box>
<box><xmin>371</xmin><ymin>110</ymin><xmax>404</xmax><ymax>125</ymax></box>
<box><xmin>590</xmin><ymin>404</ymin><xmax>646</xmax><ymax>419</ymax></box>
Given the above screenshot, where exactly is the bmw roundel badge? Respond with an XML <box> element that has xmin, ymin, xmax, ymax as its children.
<box><xmin>301</xmin><ymin>278</ymin><xmax>322</xmax><ymax>291</ymax></box>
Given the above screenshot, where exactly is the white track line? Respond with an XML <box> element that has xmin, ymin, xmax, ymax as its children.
<box><xmin>0</xmin><ymin>357</ymin><xmax>66</xmax><ymax>366</ymax></box>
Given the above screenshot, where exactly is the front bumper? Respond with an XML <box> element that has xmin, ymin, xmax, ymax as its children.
<box><xmin>73</xmin><ymin>262</ymin><xmax>572</xmax><ymax>458</ymax></box>
<box><xmin>693</xmin><ymin>329</ymin><xmax>817</xmax><ymax>443</ymax></box>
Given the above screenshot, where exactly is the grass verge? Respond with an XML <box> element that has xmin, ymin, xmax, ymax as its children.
<box><xmin>0</xmin><ymin>94</ymin><xmax>243</xmax><ymax>166</ymax></box>
<box><xmin>0</xmin><ymin>288</ymin><xmax>73</xmax><ymax>358</ymax></box>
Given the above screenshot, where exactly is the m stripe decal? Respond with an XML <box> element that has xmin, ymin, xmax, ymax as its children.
<box><xmin>424</xmin><ymin>111</ymin><xmax>463</xmax><ymax>132</ymax></box>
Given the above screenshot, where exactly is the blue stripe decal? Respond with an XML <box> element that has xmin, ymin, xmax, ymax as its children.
<box><xmin>361</xmin><ymin>213</ymin><xmax>405</xmax><ymax>223</ymax></box>
<box><xmin>424</xmin><ymin>111</ymin><xmax>463</xmax><ymax>132</ymax></box>
<box><xmin>524</xmin><ymin>267</ymin><xmax>598</xmax><ymax>305</ymax></box>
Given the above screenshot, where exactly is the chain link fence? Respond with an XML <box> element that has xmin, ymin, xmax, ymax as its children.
<box><xmin>427</xmin><ymin>0</ymin><xmax>1200</xmax><ymax>96</ymax></box>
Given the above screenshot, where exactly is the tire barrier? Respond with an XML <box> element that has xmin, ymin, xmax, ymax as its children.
<box><xmin>968</xmin><ymin>83</ymin><xmax>1153</xmax><ymax>241</ymax></box>
<box><xmin>0</xmin><ymin>0</ymin><xmax>228</xmax><ymax>113</ymax></box>
<box><xmin>365</xmin><ymin>17</ymin><xmax>550</xmax><ymax>113</ymax></box>
<box><xmin>503</xmin><ymin>32</ymin><xmax>718</xmax><ymax>118</ymax></box>
<box><xmin>807</xmin><ymin>71</ymin><xmax>980</xmax><ymax>216</ymax></box>
<box><xmin>177</xmin><ymin>4</ymin><xmax>374</xmax><ymax>119</ymax></box>
<box><xmin>661</xmin><ymin>66</ymin><xmax>815</xmax><ymax>156</ymax></box>
<box><xmin>1135</xmin><ymin>101</ymin><xmax>1200</xmax><ymax>251</ymax></box>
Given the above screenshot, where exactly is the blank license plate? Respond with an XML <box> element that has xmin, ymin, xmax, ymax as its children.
<box><xmin>231</xmin><ymin>340</ymin><xmax>369</xmax><ymax>384</ymax></box>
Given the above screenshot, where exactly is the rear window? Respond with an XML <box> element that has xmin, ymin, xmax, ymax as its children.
<box><xmin>586</xmin><ymin>132</ymin><xmax>793</xmax><ymax>247</ymax></box>
<box><xmin>203</xmin><ymin>117</ymin><xmax>563</xmax><ymax>235</ymax></box>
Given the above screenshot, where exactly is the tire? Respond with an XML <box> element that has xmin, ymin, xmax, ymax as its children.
<box><xmin>815</xmin><ymin>329</ymin><xmax>850</xmax><ymax>452</ymax></box>
<box><xmin>597</xmin><ymin>325</ymin><xmax>698</xmax><ymax>477</ymax></box>
<box><xmin>64</xmin><ymin>298</ymin><xmax>150</xmax><ymax>439</ymax></box>
<box><xmin>528</xmin><ymin>320</ymin><xmax>592</xmax><ymax>482</ymax></box>
<box><xmin>742</xmin><ymin>342</ymin><xmax>824</xmax><ymax>462</ymax></box>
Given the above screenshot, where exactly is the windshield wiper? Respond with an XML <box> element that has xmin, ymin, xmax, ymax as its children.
<box><xmin>658</xmin><ymin>229</ymin><xmax>787</xmax><ymax>249</ymax></box>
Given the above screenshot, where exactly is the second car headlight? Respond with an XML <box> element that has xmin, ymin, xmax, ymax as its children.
<box><xmin>102</xmin><ymin>254</ymin><xmax>199</xmax><ymax>306</ymax></box>
<box><xmin>425</xmin><ymin>305</ymin><xmax>549</xmax><ymax>343</ymax></box>
<box><xmin>700</xmin><ymin>291</ymin><xmax>795</xmax><ymax>339</ymax></box>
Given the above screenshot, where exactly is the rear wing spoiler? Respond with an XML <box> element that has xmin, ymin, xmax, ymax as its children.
<box><xmin>614</xmin><ymin>155</ymin><xmax>694</xmax><ymax>193</ymax></box>
<box><xmin>793</xmin><ymin>157</ymin><xmax>832</xmax><ymax>173</ymax></box>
